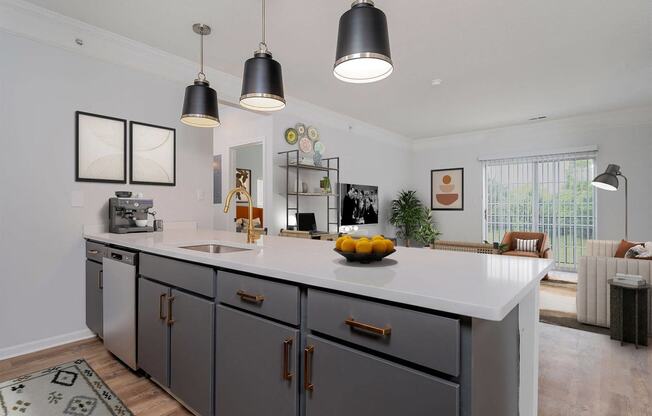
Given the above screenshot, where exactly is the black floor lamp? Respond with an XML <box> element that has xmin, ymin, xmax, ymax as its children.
<box><xmin>591</xmin><ymin>164</ymin><xmax>628</xmax><ymax>239</ymax></box>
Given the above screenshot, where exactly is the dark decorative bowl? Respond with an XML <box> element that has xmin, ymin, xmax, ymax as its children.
<box><xmin>333</xmin><ymin>248</ymin><xmax>396</xmax><ymax>264</ymax></box>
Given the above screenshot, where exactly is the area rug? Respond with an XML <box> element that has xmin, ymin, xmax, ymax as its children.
<box><xmin>0</xmin><ymin>359</ymin><xmax>132</xmax><ymax>416</ymax></box>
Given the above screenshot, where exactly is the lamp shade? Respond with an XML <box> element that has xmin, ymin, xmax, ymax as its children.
<box><xmin>181</xmin><ymin>79</ymin><xmax>220</xmax><ymax>127</ymax></box>
<box><xmin>334</xmin><ymin>0</ymin><xmax>393</xmax><ymax>83</ymax></box>
<box><xmin>240</xmin><ymin>52</ymin><xmax>286</xmax><ymax>112</ymax></box>
<box><xmin>591</xmin><ymin>164</ymin><xmax>620</xmax><ymax>191</ymax></box>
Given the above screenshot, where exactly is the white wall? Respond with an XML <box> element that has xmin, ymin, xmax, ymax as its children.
<box><xmin>411</xmin><ymin>107</ymin><xmax>652</xmax><ymax>242</ymax></box>
<box><xmin>0</xmin><ymin>32</ymin><xmax>214</xmax><ymax>356</ymax></box>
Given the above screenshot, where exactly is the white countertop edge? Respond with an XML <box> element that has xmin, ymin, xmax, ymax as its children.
<box><xmin>84</xmin><ymin>231</ymin><xmax>553</xmax><ymax>321</ymax></box>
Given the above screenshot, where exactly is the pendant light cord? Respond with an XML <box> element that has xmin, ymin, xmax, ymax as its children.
<box><xmin>259</xmin><ymin>0</ymin><xmax>268</xmax><ymax>51</ymax></box>
<box><xmin>198</xmin><ymin>29</ymin><xmax>206</xmax><ymax>81</ymax></box>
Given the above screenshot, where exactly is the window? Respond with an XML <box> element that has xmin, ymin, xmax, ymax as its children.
<box><xmin>483</xmin><ymin>151</ymin><xmax>597</xmax><ymax>270</ymax></box>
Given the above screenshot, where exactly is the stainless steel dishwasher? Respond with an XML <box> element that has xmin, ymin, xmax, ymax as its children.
<box><xmin>103</xmin><ymin>247</ymin><xmax>138</xmax><ymax>370</ymax></box>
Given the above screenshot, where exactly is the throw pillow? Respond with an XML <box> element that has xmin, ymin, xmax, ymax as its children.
<box><xmin>614</xmin><ymin>239</ymin><xmax>641</xmax><ymax>258</ymax></box>
<box><xmin>516</xmin><ymin>238</ymin><xmax>538</xmax><ymax>252</ymax></box>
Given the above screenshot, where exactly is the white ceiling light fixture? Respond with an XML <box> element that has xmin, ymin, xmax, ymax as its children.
<box><xmin>333</xmin><ymin>0</ymin><xmax>393</xmax><ymax>84</ymax></box>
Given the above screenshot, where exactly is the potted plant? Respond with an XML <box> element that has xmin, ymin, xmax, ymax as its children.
<box><xmin>416</xmin><ymin>207</ymin><xmax>442</xmax><ymax>248</ymax></box>
<box><xmin>390</xmin><ymin>190</ymin><xmax>426</xmax><ymax>247</ymax></box>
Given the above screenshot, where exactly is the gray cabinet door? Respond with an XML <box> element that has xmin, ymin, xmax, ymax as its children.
<box><xmin>304</xmin><ymin>335</ymin><xmax>459</xmax><ymax>416</ymax></box>
<box><xmin>137</xmin><ymin>278</ymin><xmax>170</xmax><ymax>386</ymax></box>
<box><xmin>169</xmin><ymin>289</ymin><xmax>215</xmax><ymax>416</ymax></box>
<box><xmin>85</xmin><ymin>260</ymin><xmax>103</xmax><ymax>337</ymax></box>
<box><xmin>216</xmin><ymin>305</ymin><xmax>299</xmax><ymax>416</ymax></box>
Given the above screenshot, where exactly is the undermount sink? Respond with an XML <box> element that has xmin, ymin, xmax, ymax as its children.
<box><xmin>179</xmin><ymin>244</ymin><xmax>251</xmax><ymax>254</ymax></box>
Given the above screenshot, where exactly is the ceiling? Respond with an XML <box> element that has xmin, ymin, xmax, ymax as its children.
<box><xmin>24</xmin><ymin>0</ymin><xmax>652</xmax><ymax>139</ymax></box>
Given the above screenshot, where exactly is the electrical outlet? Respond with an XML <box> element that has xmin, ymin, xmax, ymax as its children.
<box><xmin>71</xmin><ymin>190</ymin><xmax>84</xmax><ymax>207</ymax></box>
<box><xmin>196</xmin><ymin>189</ymin><xmax>205</xmax><ymax>200</ymax></box>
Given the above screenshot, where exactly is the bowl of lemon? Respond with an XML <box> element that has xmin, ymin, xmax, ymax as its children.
<box><xmin>334</xmin><ymin>235</ymin><xmax>396</xmax><ymax>264</ymax></box>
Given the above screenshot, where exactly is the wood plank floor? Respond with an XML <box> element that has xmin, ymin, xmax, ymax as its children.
<box><xmin>0</xmin><ymin>323</ymin><xmax>649</xmax><ymax>415</ymax></box>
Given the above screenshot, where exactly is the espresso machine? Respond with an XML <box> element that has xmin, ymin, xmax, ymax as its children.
<box><xmin>109</xmin><ymin>197</ymin><xmax>154</xmax><ymax>233</ymax></box>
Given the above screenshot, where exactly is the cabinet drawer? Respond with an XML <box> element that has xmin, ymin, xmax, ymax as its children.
<box><xmin>307</xmin><ymin>289</ymin><xmax>460</xmax><ymax>376</ymax></box>
<box><xmin>305</xmin><ymin>335</ymin><xmax>459</xmax><ymax>416</ymax></box>
<box><xmin>140</xmin><ymin>253</ymin><xmax>215</xmax><ymax>298</ymax></box>
<box><xmin>85</xmin><ymin>241</ymin><xmax>106</xmax><ymax>263</ymax></box>
<box><xmin>218</xmin><ymin>271</ymin><xmax>300</xmax><ymax>325</ymax></box>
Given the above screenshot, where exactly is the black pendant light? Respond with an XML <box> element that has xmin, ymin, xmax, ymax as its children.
<box><xmin>181</xmin><ymin>24</ymin><xmax>220</xmax><ymax>128</ymax></box>
<box><xmin>240</xmin><ymin>0</ymin><xmax>286</xmax><ymax>112</ymax></box>
<box><xmin>334</xmin><ymin>0</ymin><xmax>393</xmax><ymax>83</ymax></box>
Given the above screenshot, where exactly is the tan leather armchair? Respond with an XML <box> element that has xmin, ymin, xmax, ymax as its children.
<box><xmin>500</xmin><ymin>231</ymin><xmax>551</xmax><ymax>259</ymax></box>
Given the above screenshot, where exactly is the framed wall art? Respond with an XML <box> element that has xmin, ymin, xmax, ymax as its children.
<box><xmin>431</xmin><ymin>168</ymin><xmax>464</xmax><ymax>210</ymax></box>
<box><xmin>235</xmin><ymin>168</ymin><xmax>251</xmax><ymax>202</ymax></box>
<box><xmin>129</xmin><ymin>121</ymin><xmax>176</xmax><ymax>186</ymax></box>
<box><xmin>75</xmin><ymin>111</ymin><xmax>127</xmax><ymax>183</ymax></box>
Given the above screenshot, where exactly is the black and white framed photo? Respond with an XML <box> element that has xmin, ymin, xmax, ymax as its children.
<box><xmin>340</xmin><ymin>183</ymin><xmax>379</xmax><ymax>225</ymax></box>
<box><xmin>75</xmin><ymin>111</ymin><xmax>127</xmax><ymax>183</ymax></box>
<box><xmin>235</xmin><ymin>168</ymin><xmax>251</xmax><ymax>203</ymax></box>
<box><xmin>129</xmin><ymin>121</ymin><xmax>176</xmax><ymax>186</ymax></box>
<box><xmin>431</xmin><ymin>167</ymin><xmax>464</xmax><ymax>210</ymax></box>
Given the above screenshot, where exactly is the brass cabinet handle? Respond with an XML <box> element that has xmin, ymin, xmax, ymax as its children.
<box><xmin>282</xmin><ymin>338</ymin><xmax>294</xmax><ymax>381</ymax></box>
<box><xmin>304</xmin><ymin>345</ymin><xmax>314</xmax><ymax>391</ymax></box>
<box><xmin>159</xmin><ymin>294</ymin><xmax>167</xmax><ymax>320</ymax></box>
<box><xmin>166</xmin><ymin>296</ymin><xmax>176</xmax><ymax>326</ymax></box>
<box><xmin>236</xmin><ymin>290</ymin><xmax>265</xmax><ymax>304</ymax></box>
<box><xmin>88</xmin><ymin>249</ymin><xmax>99</xmax><ymax>255</ymax></box>
<box><xmin>345</xmin><ymin>318</ymin><xmax>392</xmax><ymax>336</ymax></box>
<box><xmin>98</xmin><ymin>270</ymin><xmax>103</xmax><ymax>290</ymax></box>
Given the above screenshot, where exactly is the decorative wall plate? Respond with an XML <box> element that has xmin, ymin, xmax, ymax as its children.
<box><xmin>299</xmin><ymin>136</ymin><xmax>313</xmax><ymax>154</ymax></box>
<box><xmin>307</xmin><ymin>126</ymin><xmax>319</xmax><ymax>141</ymax></box>
<box><xmin>314</xmin><ymin>141</ymin><xmax>326</xmax><ymax>154</ymax></box>
<box><xmin>295</xmin><ymin>123</ymin><xmax>306</xmax><ymax>137</ymax></box>
<box><xmin>284</xmin><ymin>128</ymin><xmax>298</xmax><ymax>145</ymax></box>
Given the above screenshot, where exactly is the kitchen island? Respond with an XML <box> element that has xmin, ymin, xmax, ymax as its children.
<box><xmin>84</xmin><ymin>228</ymin><xmax>552</xmax><ymax>416</ymax></box>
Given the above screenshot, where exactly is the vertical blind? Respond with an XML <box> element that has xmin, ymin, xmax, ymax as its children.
<box><xmin>483</xmin><ymin>150</ymin><xmax>597</xmax><ymax>270</ymax></box>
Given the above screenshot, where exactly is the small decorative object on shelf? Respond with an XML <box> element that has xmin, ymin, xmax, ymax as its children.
<box><xmin>320</xmin><ymin>176</ymin><xmax>331</xmax><ymax>193</ymax></box>
<box><xmin>313</xmin><ymin>151</ymin><xmax>323</xmax><ymax>167</ymax></box>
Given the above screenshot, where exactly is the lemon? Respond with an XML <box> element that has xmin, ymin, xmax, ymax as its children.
<box><xmin>383</xmin><ymin>239</ymin><xmax>395</xmax><ymax>252</ymax></box>
<box><xmin>335</xmin><ymin>236</ymin><xmax>348</xmax><ymax>250</ymax></box>
<box><xmin>371</xmin><ymin>235</ymin><xmax>384</xmax><ymax>241</ymax></box>
<box><xmin>356</xmin><ymin>240</ymin><xmax>373</xmax><ymax>254</ymax></box>
<box><xmin>341</xmin><ymin>239</ymin><xmax>357</xmax><ymax>253</ymax></box>
<box><xmin>372</xmin><ymin>240</ymin><xmax>386</xmax><ymax>254</ymax></box>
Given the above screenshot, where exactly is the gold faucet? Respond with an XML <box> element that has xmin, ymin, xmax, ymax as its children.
<box><xmin>224</xmin><ymin>187</ymin><xmax>260</xmax><ymax>244</ymax></box>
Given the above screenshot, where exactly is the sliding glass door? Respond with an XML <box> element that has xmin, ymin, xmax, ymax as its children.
<box><xmin>484</xmin><ymin>152</ymin><xmax>596</xmax><ymax>270</ymax></box>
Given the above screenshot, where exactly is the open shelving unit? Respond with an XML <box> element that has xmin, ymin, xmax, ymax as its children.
<box><xmin>278</xmin><ymin>149</ymin><xmax>340</xmax><ymax>233</ymax></box>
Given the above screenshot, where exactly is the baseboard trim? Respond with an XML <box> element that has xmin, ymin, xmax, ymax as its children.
<box><xmin>0</xmin><ymin>329</ymin><xmax>96</xmax><ymax>361</ymax></box>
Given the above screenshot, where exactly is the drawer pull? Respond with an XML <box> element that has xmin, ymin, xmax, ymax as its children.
<box><xmin>282</xmin><ymin>338</ymin><xmax>294</xmax><ymax>381</ymax></box>
<box><xmin>88</xmin><ymin>249</ymin><xmax>99</xmax><ymax>255</ymax></box>
<box><xmin>345</xmin><ymin>318</ymin><xmax>392</xmax><ymax>336</ymax></box>
<box><xmin>166</xmin><ymin>296</ymin><xmax>176</xmax><ymax>326</ymax></box>
<box><xmin>97</xmin><ymin>270</ymin><xmax>103</xmax><ymax>290</ymax></box>
<box><xmin>304</xmin><ymin>345</ymin><xmax>314</xmax><ymax>391</ymax></box>
<box><xmin>236</xmin><ymin>290</ymin><xmax>265</xmax><ymax>304</ymax></box>
<box><xmin>159</xmin><ymin>294</ymin><xmax>167</xmax><ymax>320</ymax></box>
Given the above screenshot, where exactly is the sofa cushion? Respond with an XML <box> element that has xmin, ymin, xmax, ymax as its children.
<box><xmin>516</xmin><ymin>238</ymin><xmax>538</xmax><ymax>252</ymax></box>
<box><xmin>614</xmin><ymin>239</ymin><xmax>641</xmax><ymax>258</ymax></box>
<box><xmin>502</xmin><ymin>250</ymin><xmax>539</xmax><ymax>258</ymax></box>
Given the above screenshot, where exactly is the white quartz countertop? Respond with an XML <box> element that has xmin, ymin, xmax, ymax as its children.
<box><xmin>84</xmin><ymin>229</ymin><xmax>553</xmax><ymax>321</ymax></box>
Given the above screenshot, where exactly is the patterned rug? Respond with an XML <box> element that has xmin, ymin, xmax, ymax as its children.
<box><xmin>0</xmin><ymin>359</ymin><xmax>132</xmax><ymax>416</ymax></box>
